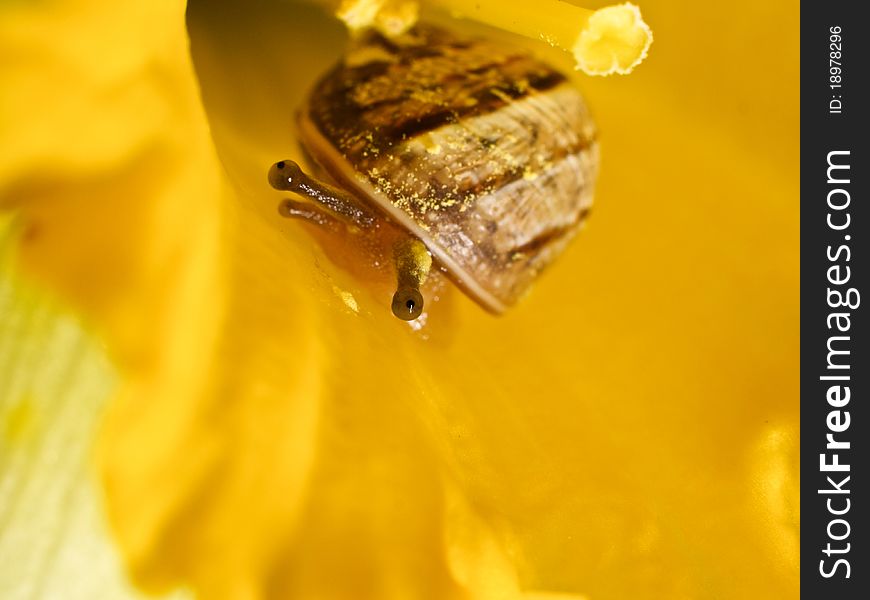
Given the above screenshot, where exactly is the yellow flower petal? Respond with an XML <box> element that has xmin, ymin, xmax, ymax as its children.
<box><xmin>0</xmin><ymin>219</ymin><xmax>188</xmax><ymax>600</ymax></box>
<box><xmin>1</xmin><ymin>1</ymin><xmax>799</xmax><ymax>599</ymax></box>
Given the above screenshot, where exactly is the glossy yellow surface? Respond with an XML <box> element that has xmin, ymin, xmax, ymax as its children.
<box><xmin>0</xmin><ymin>0</ymin><xmax>798</xmax><ymax>599</ymax></box>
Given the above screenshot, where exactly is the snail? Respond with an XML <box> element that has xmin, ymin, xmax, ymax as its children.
<box><xmin>268</xmin><ymin>24</ymin><xmax>598</xmax><ymax>321</ymax></box>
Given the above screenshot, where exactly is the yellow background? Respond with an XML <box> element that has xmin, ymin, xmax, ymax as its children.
<box><xmin>0</xmin><ymin>1</ymin><xmax>799</xmax><ymax>599</ymax></box>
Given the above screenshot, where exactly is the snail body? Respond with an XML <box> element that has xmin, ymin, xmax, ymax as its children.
<box><xmin>269</xmin><ymin>24</ymin><xmax>598</xmax><ymax>320</ymax></box>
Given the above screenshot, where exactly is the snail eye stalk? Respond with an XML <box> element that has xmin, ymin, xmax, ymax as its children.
<box><xmin>391</xmin><ymin>238</ymin><xmax>432</xmax><ymax>321</ymax></box>
<box><xmin>268</xmin><ymin>159</ymin><xmax>374</xmax><ymax>228</ymax></box>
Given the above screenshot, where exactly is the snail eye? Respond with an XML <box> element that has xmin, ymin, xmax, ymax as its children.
<box><xmin>392</xmin><ymin>287</ymin><xmax>424</xmax><ymax>321</ymax></box>
<box><xmin>268</xmin><ymin>159</ymin><xmax>303</xmax><ymax>191</ymax></box>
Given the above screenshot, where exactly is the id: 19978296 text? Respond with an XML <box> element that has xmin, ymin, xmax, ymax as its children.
<box><xmin>829</xmin><ymin>26</ymin><xmax>843</xmax><ymax>114</ymax></box>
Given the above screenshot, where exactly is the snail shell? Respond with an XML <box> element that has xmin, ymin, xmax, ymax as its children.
<box><xmin>298</xmin><ymin>25</ymin><xmax>599</xmax><ymax>313</ymax></box>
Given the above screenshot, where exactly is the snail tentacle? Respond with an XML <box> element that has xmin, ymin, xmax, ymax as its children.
<box><xmin>391</xmin><ymin>237</ymin><xmax>432</xmax><ymax>321</ymax></box>
<box><xmin>277</xmin><ymin>198</ymin><xmax>342</xmax><ymax>231</ymax></box>
<box><xmin>268</xmin><ymin>159</ymin><xmax>375</xmax><ymax>229</ymax></box>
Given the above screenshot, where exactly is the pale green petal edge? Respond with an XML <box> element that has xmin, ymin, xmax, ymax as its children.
<box><xmin>0</xmin><ymin>215</ymin><xmax>191</xmax><ymax>600</ymax></box>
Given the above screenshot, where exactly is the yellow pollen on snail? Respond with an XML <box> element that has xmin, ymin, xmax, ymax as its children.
<box><xmin>420</xmin><ymin>136</ymin><xmax>442</xmax><ymax>155</ymax></box>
